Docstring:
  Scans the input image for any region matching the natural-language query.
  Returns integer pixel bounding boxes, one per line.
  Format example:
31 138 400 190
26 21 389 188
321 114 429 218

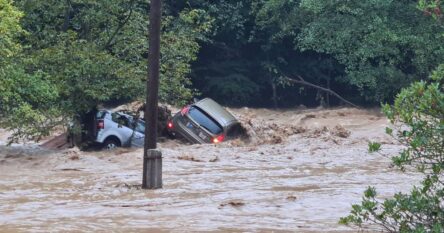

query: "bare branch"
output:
280 74 360 108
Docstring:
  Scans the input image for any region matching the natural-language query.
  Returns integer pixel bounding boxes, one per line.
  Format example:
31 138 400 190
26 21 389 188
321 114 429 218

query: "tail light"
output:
212 135 224 144
97 119 104 129
167 121 174 129
180 105 190 116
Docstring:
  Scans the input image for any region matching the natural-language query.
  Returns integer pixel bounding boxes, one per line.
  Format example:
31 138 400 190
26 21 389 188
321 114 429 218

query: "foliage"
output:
0 1 58 143
17 0 210 106
181 0 269 106
368 142 381 153
297 0 444 102
160 9 212 104
418 0 444 20
184 0 444 106
0 65 61 143
340 65 444 232
0 0 23 61
0 0 211 142
202 72 261 106
3 0 444 141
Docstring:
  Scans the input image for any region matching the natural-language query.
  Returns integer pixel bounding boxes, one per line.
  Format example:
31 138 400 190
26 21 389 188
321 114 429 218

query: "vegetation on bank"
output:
0 0 443 231
1 0 444 141
1 0 210 142
340 1 444 231
340 65 444 232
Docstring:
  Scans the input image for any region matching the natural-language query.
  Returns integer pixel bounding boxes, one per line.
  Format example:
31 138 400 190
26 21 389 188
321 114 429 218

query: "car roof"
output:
193 98 238 127
100 109 144 122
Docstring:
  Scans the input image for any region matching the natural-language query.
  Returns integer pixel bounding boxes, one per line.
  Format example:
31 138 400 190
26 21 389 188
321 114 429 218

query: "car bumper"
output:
175 120 208 143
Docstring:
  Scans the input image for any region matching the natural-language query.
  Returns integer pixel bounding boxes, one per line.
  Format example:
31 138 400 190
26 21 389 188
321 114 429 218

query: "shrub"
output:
339 65 444 232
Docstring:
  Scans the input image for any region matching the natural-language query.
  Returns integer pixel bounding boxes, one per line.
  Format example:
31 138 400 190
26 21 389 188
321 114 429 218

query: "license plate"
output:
198 132 207 140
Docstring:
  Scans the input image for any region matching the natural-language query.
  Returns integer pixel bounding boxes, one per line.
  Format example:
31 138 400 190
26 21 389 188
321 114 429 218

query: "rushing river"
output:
0 108 420 232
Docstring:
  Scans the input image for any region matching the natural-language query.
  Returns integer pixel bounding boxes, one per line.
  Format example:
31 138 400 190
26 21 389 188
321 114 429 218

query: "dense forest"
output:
1 0 443 136
1 1 444 231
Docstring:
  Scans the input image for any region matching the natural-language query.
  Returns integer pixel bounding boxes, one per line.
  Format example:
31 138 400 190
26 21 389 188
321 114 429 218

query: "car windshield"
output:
188 106 223 135
135 120 145 134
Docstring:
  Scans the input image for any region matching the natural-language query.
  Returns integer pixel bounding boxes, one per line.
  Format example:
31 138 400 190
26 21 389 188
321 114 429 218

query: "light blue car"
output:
95 110 145 149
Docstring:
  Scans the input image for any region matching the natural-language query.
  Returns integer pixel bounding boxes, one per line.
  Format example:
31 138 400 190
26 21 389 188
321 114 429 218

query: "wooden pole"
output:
143 0 162 189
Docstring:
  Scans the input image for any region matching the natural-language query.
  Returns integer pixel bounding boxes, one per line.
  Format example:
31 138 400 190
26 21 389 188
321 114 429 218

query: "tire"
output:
103 137 120 150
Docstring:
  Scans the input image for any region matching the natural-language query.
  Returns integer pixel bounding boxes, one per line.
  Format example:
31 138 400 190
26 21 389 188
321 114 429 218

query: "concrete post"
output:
143 149 162 189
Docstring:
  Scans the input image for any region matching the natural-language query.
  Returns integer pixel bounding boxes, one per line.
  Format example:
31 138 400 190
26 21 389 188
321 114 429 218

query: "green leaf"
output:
368 142 381 153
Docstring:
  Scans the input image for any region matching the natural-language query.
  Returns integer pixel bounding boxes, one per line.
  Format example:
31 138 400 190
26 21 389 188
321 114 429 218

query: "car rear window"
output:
96 111 106 119
188 106 223 135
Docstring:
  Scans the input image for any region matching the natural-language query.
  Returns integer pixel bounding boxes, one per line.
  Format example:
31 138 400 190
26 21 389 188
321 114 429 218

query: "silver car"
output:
95 110 145 149
168 98 240 144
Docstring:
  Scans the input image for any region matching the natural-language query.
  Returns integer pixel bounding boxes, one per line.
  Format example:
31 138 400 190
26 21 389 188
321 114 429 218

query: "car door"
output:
111 113 134 146
130 120 145 147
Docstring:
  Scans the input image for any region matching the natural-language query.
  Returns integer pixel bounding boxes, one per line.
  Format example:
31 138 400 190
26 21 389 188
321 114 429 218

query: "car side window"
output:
111 113 130 128
135 120 145 134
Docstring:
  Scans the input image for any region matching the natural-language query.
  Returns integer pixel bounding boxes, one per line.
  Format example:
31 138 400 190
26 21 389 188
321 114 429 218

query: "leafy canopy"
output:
0 0 212 142
340 65 444 232
0 0 23 60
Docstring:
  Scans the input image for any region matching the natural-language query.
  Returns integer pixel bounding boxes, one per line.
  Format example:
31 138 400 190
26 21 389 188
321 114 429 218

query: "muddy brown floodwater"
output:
0 108 421 232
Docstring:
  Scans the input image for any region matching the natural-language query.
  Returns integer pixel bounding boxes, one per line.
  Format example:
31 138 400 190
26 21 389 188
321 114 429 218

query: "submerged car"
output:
167 98 240 144
95 110 145 149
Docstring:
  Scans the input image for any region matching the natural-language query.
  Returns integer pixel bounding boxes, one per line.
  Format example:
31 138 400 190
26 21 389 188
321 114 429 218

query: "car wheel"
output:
103 138 120 150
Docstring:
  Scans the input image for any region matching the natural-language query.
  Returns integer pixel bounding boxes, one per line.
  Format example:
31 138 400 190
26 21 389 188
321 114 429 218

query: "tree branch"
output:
281 74 360 108
104 0 136 49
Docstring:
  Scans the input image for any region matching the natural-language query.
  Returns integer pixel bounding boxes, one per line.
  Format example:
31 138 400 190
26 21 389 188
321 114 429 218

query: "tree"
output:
418 0 444 21
340 65 444 232
0 1 60 142
297 0 444 102
339 2 444 230
186 0 268 106
340 2 444 231
246 0 444 104
0 0 211 143
0 0 23 60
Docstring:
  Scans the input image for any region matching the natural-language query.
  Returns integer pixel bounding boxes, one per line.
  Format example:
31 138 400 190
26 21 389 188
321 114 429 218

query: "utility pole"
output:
143 0 162 189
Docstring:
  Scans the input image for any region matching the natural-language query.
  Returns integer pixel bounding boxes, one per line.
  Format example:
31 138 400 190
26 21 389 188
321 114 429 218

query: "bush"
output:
339 65 444 232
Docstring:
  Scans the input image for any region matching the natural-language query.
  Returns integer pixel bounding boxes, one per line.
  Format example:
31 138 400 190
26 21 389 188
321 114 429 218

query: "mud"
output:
0 107 420 232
